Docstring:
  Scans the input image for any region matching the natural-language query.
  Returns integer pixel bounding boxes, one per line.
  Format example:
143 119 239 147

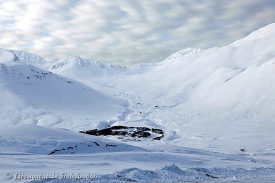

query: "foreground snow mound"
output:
0 124 145 155
28 164 275 183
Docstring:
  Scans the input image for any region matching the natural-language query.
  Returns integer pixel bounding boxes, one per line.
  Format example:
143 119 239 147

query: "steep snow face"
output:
0 48 47 64
9 49 47 63
165 47 202 60
0 62 127 130
0 49 17 63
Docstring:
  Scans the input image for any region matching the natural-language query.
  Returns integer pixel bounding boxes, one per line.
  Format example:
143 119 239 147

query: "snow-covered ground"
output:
1 23 275 182
1 125 275 183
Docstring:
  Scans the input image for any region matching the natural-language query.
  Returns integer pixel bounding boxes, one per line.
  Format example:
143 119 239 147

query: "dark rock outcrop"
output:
80 126 164 141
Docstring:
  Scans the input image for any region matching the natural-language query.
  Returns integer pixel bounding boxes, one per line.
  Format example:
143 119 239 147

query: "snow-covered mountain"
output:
0 48 47 64
48 55 161 86
1 23 275 150
164 47 202 60
0 48 20 62
47 55 128 86
112 23 275 152
0 58 127 130
1 23 275 182
117 24 275 115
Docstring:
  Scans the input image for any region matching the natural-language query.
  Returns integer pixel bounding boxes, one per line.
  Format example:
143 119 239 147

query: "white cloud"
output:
0 0 275 65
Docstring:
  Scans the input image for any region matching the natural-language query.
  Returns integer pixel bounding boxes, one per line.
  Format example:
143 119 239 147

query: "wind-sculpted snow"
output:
26 165 275 183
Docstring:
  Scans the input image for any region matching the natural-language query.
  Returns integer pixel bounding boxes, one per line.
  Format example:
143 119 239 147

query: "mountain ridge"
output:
0 48 47 63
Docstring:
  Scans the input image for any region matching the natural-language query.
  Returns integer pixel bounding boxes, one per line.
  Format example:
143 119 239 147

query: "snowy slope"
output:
1 125 275 183
0 124 144 155
0 125 274 183
107 23 275 153
0 61 127 130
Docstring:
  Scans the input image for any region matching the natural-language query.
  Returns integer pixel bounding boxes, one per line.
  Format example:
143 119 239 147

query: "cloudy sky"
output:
0 0 275 65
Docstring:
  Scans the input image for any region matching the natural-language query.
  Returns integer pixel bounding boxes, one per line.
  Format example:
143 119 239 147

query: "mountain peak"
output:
0 48 47 64
0 49 17 63
66 55 82 61
50 55 106 70
248 23 275 38
232 23 275 45
165 47 202 60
